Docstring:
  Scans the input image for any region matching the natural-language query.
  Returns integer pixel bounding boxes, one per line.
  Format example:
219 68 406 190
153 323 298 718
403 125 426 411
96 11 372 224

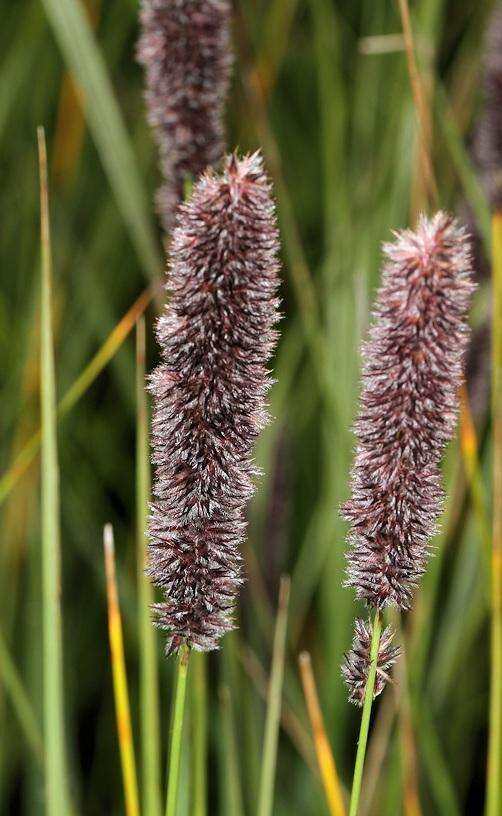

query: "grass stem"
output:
486 211 502 816
38 125 69 816
136 317 162 816
299 651 346 816
103 524 140 816
257 575 291 816
192 653 208 816
166 645 190 816
348 610 382 816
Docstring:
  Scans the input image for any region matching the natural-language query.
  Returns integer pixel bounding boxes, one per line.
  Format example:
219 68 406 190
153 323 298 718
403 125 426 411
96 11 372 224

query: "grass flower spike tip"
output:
342 619 401 706
148 153 281 655
137 0 232 229
343 212 475 611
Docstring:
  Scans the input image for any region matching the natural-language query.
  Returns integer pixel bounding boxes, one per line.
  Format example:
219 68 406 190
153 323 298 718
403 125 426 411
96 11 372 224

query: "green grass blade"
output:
38 126 70 816
104 524 140 816
136 317 162 816
0 625 43 762
220 684 245 816
257 576 291 816
487 212 502 816
39 0 161 281
166 646 190 816
192 653 207 816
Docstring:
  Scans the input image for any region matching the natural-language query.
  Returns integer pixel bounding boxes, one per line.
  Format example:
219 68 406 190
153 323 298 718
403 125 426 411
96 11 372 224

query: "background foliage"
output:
0 0 496 813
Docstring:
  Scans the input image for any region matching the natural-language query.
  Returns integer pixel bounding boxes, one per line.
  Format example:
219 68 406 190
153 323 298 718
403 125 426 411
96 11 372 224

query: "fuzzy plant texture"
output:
137 0 232 229
148 153 281 654
474 2 502 211
342 619 401 706
343 212 475 612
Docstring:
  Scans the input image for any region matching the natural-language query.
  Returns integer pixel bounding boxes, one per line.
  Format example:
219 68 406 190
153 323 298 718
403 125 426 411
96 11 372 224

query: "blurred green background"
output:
0 0 496 813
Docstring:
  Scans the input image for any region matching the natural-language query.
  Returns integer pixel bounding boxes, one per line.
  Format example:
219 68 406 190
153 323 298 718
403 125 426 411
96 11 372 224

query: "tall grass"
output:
0 1 498 813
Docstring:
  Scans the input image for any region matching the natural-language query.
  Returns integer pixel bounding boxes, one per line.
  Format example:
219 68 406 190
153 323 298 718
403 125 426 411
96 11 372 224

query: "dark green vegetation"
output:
0 0 497 813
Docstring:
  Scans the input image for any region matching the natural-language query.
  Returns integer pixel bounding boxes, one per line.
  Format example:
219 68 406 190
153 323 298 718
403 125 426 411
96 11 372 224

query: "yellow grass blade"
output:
0 285 155 508
298 652 346 816
104 524 140 816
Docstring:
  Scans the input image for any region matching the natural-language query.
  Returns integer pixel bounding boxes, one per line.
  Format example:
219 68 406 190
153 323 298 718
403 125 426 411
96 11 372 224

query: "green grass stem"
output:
166 645 190 816
348 610 382 816
486 212 502 816
136 316 162 816
38 125 70 816
257 575 291 816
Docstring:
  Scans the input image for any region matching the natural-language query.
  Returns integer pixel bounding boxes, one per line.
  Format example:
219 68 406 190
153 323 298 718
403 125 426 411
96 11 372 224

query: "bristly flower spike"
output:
148 153 281 654
342 619 401 707
474 2 502 212
137 0 233 230
343 212 475 611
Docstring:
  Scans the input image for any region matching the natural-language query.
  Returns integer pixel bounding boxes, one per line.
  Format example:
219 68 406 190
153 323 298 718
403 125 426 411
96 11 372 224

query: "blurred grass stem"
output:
38 125 70 816
257 576 291 816
136 317 162 816
487 211 502 816
166 645 190 816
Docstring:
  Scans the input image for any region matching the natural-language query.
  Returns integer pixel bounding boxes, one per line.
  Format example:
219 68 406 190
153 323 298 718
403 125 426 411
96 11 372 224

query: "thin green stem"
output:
136 317 162 816
166 645 190 816
348 610 382 816
220 684 245 816
38 125 69 816
257 576 291 816
192 653 207 816
486 212 502 816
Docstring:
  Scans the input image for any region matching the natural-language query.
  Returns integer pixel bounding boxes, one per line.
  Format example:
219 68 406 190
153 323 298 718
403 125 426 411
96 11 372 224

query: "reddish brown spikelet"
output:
342 619 401 706
137 0 232 229
474 3 502 211
343 213 475 610
148 153 281 653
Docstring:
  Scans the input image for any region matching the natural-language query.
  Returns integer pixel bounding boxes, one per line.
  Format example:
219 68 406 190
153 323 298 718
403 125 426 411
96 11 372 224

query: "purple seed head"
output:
148 153 281 654
342 619 401 707
343 213 475 610
474 3 502 211
137 0 233 229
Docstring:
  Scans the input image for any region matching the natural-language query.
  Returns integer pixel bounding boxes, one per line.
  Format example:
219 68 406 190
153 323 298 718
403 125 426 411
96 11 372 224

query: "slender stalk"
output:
299 651 346 816
348 610 382 816
192 653 208 816
257 575 291 816
220 684 245 816
103 524 140 816
38 125 69 816
166 645 190 816
487 211 502 816
136 317 162 816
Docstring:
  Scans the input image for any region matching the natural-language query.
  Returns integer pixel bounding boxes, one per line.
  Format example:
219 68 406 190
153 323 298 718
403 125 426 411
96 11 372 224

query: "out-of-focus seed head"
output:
137 0 233 229
148 152 281 654
342 619 401 706
343 213 475 609
474 3 502 211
